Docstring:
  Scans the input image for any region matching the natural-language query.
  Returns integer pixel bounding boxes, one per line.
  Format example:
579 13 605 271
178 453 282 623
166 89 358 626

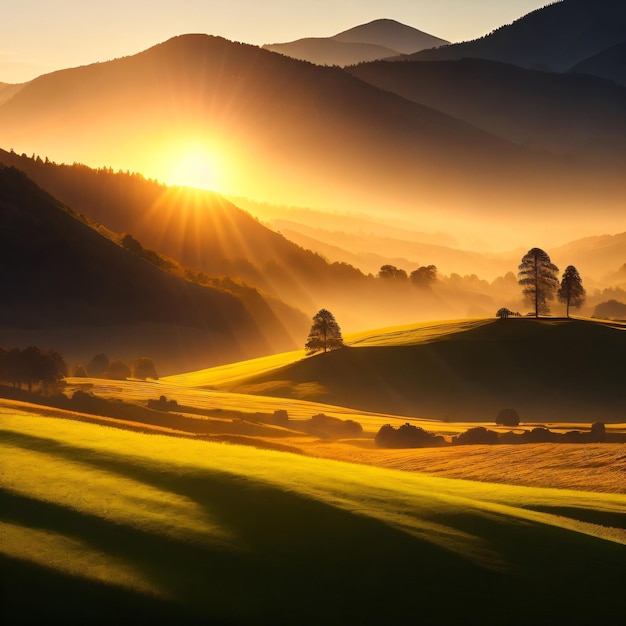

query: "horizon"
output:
2 0 551 83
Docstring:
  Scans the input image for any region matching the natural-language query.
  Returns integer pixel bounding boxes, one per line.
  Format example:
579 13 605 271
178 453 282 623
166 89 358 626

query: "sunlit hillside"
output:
218 318 626 422
2 412 625 625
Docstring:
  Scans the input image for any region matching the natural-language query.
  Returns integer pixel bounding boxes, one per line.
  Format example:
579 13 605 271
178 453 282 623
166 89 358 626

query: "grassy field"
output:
2 410 626 625
203 317 626 422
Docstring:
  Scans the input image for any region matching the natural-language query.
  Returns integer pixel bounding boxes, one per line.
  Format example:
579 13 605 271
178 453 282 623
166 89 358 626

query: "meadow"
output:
2 317 626 624
2 409 625 625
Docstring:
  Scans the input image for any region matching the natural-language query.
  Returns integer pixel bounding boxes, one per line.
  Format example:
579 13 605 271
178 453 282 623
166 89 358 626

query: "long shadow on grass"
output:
4 431 626 625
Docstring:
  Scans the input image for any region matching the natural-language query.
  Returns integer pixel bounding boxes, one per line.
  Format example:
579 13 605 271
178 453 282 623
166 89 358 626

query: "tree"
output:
557 265 586 318
410 265 437 287
305 309 344 354
132 357 159 380
104 359 131 380
87 353 109 377
378 265 407 280
496 408 520 426
496 307 512 319
518 248 559 317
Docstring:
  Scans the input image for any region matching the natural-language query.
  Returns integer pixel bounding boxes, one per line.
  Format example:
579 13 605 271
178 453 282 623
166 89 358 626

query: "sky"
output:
1 0 552 83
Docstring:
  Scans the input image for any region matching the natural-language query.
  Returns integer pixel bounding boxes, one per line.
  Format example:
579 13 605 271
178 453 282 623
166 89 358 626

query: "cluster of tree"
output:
271 409 362 439
375 423 446 448
495 308 521 319
0 346 67 392
593 299 626 320
73 354 158 380
517 248 586 317
375 421 613 448
378 264 438 287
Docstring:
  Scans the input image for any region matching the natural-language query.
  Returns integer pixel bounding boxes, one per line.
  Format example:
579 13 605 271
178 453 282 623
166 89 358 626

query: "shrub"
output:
454 427 498 445
496 408 520 427
590 421 606 443
133 357 158 380
375 423 442 448
87 353 109 377
104 359 131 380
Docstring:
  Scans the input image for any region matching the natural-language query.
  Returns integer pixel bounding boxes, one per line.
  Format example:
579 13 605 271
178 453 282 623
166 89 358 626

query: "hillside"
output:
1 33 623 249
571 40 626 86
348 58 626 164
3 412 626 625
229 319 626 422
0 165 307 372
263 18 448 66
0 152 521 330
411 0 626 75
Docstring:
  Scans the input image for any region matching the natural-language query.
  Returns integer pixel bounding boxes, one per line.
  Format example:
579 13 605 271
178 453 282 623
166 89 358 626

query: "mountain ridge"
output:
263 18 448 66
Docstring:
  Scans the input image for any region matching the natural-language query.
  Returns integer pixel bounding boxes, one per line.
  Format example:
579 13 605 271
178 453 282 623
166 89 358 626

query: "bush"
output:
133 357 158 380
454 427 498 445
375 423 443 448
104 359 131 380
496 408 520 427
87 353 109 377
590 421 606 443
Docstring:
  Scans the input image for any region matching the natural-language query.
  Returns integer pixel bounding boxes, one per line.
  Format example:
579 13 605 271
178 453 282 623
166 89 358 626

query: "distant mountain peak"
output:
263 18 448 66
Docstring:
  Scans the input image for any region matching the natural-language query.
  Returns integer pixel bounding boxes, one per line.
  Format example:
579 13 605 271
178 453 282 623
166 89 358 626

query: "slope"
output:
348 58 626 165
2 33 621 249
0 166 306 372
412 0 626 73
2 412 625 625
229 318 626 422
571 39 626 86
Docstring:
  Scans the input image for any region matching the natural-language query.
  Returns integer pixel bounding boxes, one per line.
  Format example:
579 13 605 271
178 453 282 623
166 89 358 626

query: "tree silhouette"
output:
518 248 559 317
305 309 344 354
133 357 158 380
378 265 407 280
557 265 586 318
410 265 437 287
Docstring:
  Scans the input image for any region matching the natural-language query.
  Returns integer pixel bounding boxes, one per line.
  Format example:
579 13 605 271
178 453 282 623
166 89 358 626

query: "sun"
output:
163 142 221 191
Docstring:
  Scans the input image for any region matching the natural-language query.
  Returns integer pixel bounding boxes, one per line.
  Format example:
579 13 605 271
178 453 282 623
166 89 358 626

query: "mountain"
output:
551 232 626 281
0 81 26 105
263 19 448 66
0 165 308 373
232 319 626 422
571 40 626 86
411 0 626 74
348 58 626 164
1 33 624 249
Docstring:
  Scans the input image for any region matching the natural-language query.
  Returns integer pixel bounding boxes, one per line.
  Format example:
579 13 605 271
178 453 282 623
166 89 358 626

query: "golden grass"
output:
295 439 626 494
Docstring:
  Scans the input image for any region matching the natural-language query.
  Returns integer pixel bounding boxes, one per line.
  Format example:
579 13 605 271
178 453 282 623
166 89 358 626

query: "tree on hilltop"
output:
305 309 344 355
558 265 586 318
518 248 559 317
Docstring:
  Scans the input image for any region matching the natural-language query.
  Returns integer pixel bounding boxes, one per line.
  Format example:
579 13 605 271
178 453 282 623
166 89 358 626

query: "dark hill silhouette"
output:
264 19 448 66
348 58 626 165
570 40 626 86
411 0 626 74
3 32 623 245
0 165 307 373
233 319 626 422
0 150 372 317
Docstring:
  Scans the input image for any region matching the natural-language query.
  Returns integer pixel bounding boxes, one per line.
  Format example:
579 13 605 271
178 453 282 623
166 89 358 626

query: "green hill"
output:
230 318 626 422
2 412 625 625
